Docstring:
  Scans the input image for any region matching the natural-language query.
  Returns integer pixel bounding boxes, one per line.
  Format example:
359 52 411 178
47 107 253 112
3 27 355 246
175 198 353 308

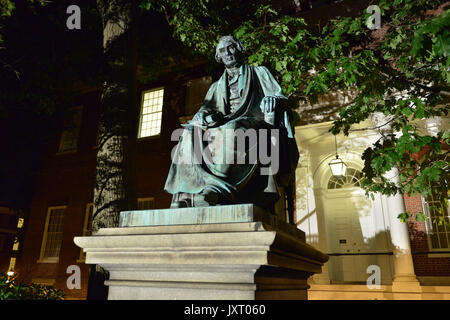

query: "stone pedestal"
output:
74 204 328 300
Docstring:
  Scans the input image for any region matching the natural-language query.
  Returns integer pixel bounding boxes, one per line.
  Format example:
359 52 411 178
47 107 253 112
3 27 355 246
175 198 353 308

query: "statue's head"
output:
215 36 244 68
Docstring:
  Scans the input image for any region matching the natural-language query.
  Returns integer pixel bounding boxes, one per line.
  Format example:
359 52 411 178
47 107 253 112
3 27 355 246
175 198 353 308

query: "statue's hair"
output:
215 36 245 63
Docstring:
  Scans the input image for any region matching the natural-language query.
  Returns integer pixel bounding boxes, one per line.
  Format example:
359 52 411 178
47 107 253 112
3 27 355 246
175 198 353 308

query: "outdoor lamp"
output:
328 135 347 177
7 271 14 277
329 155 347 177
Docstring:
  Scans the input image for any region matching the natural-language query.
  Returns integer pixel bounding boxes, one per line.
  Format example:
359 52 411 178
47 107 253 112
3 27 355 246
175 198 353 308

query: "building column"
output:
384 168 422 294
370 112 422 296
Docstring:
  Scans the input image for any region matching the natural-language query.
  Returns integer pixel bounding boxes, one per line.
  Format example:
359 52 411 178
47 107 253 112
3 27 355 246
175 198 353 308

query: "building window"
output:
327 168 364 189
185 77 212 116
78 203 93 262
423 193 450 250
58 106 83 152
12 237 19 251
138 88 164 138
82 203 94 237
17 218 24 229
138 197 155 210
8 257 16 272
39 206 66 262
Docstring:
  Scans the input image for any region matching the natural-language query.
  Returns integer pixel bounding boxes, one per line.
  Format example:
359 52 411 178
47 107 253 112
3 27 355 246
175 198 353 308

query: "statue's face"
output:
217 39 242 68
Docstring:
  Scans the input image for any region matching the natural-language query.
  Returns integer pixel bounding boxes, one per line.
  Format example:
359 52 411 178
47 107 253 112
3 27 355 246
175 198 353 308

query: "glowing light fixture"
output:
7 271 14 277
328 135 347 177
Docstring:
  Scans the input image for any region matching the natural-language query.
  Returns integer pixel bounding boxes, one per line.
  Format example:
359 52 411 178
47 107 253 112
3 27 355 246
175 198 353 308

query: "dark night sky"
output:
0 0 105 208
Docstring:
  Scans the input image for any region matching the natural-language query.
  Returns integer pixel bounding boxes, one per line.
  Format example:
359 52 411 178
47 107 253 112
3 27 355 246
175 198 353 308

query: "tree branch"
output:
349 117 395 132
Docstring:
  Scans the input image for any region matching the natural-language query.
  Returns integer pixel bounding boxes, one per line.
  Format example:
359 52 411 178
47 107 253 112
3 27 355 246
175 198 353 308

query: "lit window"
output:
8 257 16 272
17 218 24 229
424 192 450 250
138 197 155 210
39 206 66 262
59 107 83 152
138 88 164 138
12 237 19 251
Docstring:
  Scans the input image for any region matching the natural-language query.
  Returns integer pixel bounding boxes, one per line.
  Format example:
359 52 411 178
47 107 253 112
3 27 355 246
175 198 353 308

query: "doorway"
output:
323 168 394 284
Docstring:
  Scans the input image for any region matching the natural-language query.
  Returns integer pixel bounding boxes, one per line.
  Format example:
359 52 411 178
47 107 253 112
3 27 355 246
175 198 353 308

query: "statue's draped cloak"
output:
164 65 299 205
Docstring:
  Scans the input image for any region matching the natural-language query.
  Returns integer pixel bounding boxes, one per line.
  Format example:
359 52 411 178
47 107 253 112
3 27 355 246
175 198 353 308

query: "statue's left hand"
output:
261 96 277 113
204 112 223 125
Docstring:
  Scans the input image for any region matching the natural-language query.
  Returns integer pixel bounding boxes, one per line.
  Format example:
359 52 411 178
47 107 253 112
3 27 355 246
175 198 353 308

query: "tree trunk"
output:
87 0 138 300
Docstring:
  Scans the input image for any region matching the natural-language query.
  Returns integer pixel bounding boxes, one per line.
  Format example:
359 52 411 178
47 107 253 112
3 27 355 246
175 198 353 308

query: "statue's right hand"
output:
260 96 277 113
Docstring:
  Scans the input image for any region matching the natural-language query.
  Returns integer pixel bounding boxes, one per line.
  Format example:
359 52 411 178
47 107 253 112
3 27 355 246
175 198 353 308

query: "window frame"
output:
12 237 19 251
422 196 450 255
138 197 155 210
77 203 93 262
57 105 83 154
327 167 364 190
38 205 67 263
8 257 16 272
138 87 164 139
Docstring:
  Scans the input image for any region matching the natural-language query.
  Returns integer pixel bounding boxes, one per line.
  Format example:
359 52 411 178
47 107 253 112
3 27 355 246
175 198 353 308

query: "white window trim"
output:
37 205 67 263
77 203 93 263
138 87 164 139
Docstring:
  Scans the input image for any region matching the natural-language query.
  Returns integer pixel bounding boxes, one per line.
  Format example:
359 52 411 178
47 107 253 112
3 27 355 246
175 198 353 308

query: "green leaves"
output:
397 212 413 223
139 0 152 11
397 212 429 223
0 0 15 17
0 272 65 300
415 212 428 222
411 10 450 58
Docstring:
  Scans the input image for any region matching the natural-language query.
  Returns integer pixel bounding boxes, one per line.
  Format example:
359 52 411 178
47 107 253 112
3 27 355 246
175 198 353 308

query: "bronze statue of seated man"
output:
164 36 299 213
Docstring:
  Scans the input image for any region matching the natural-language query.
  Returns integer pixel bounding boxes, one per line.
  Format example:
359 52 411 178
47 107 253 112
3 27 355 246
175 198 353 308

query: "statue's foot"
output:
194 189 219 207
170 199 191 208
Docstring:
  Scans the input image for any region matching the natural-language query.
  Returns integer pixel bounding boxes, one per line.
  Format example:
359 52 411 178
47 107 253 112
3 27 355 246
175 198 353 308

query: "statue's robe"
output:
164 64 299 208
